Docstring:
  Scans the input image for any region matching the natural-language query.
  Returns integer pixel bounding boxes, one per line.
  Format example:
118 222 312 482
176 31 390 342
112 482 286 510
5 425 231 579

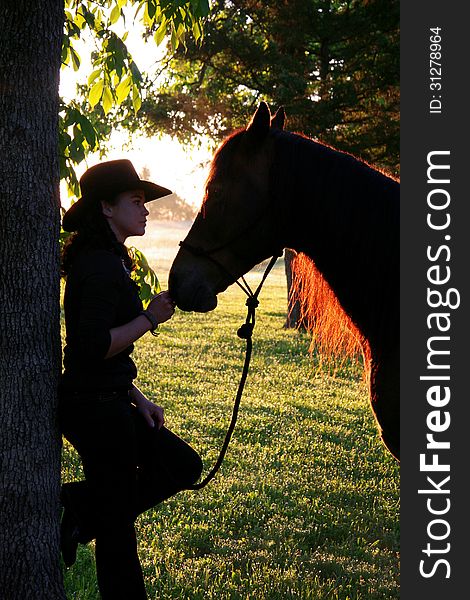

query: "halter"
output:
178 218 283 490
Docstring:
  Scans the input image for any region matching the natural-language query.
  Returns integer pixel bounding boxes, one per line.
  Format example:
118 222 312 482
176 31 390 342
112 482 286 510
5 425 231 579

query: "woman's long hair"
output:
60 200 134 277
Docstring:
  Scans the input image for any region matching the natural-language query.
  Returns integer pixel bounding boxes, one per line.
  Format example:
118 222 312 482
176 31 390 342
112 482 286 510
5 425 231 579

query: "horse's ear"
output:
271 107 286 130
246 102 271 138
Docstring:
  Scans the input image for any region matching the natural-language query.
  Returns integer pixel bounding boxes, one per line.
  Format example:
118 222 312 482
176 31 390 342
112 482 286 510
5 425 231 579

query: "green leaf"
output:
132 84 142 114
62 45 71 67
78 115 97 148
59 229 72 253
72 124 84 144
140 282 152 300
63 106 77 128
70 46 81 71
80 6 95 30
88 78 104 107
116 74 132 104
129 246 161 305
110 5 121 25
87 69 101 85
143 1 155 26
74 10 86 29
170 27 179 50
198 0 210 17
130 61 142 83
69 138 85 163
192 21 202 42
154 20 167 46
102 85 113 115
146 0 157 20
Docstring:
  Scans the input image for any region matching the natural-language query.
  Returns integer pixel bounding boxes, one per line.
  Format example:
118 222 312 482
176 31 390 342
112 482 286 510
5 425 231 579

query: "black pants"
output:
59 388 203 599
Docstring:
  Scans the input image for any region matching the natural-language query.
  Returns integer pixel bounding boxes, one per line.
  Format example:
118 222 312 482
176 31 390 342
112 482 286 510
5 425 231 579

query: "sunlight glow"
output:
59 8 212 211
59 132 211 210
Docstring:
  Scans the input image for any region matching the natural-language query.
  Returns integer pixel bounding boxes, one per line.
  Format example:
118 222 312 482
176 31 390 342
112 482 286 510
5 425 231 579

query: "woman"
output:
59 159 202 599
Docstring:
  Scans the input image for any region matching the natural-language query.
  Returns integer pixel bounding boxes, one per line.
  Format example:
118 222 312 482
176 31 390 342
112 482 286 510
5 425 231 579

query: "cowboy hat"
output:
62 159 172 232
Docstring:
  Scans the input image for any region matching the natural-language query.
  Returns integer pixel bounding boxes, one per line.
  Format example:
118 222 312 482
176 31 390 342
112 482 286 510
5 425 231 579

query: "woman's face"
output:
102 189 149 242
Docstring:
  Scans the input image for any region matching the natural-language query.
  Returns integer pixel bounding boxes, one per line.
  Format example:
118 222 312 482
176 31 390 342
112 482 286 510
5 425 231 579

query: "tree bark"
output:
0 2 65 598
284 248 306 330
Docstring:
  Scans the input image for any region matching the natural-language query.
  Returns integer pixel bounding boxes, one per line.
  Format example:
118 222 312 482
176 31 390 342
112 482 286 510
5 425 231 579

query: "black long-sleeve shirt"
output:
61 248 143 391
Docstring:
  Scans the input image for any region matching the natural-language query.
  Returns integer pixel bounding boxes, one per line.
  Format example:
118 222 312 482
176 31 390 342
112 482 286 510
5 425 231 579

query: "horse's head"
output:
169 103 285 312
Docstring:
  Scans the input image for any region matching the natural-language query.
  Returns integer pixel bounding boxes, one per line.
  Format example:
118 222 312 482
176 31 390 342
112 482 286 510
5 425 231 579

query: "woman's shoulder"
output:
71 248 126 281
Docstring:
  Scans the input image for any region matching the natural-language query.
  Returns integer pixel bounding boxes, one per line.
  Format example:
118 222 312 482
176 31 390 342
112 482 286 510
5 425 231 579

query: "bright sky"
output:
59 11 212 209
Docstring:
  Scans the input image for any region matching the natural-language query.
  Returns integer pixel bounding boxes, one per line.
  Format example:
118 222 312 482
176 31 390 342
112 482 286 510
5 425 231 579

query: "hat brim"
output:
140 180 173 202
62 180 172 232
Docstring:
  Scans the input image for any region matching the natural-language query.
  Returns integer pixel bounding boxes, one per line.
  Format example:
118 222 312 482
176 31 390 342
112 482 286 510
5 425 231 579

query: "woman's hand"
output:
130 385 164 429
147 290 176 325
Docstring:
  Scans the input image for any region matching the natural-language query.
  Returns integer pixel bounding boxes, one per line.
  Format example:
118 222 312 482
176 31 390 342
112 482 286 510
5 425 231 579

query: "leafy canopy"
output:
60 0 208 298
60 0 209 197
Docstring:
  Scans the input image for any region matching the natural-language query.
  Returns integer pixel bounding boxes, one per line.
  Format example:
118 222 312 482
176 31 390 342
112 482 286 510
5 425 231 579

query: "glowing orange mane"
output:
289 252 371 372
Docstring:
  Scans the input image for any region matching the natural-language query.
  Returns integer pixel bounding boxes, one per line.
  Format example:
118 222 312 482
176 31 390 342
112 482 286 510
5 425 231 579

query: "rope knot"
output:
237 322 254 339
245 296 259 309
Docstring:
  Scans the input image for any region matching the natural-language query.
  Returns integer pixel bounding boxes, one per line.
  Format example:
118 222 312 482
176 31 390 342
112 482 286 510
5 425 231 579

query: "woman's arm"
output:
105 290 175 358
104 314 153 358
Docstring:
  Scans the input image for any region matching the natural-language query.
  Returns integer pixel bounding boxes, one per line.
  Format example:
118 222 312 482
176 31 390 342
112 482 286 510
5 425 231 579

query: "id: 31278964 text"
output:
429 27 443 115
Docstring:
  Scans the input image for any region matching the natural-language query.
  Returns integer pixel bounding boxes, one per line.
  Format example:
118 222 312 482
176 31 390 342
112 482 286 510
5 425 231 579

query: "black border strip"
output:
401 2 469 597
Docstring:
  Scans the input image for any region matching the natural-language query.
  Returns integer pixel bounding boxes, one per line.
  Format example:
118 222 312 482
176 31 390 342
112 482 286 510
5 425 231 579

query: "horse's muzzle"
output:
168 270 218 313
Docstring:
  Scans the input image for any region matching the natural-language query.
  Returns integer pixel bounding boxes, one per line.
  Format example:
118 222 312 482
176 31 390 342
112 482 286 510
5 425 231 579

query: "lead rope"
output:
185 253 280 490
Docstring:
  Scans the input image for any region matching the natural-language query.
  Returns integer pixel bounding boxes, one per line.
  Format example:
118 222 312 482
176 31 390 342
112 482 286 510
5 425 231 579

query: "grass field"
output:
61 220 400 599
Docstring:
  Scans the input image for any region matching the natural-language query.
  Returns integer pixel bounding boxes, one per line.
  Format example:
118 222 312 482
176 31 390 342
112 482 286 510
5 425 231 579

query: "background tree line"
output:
141 0 399 177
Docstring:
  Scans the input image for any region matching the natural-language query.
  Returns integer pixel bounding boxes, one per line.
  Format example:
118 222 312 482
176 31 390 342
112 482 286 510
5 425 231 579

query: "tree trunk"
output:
284 248 306 330
0 2 65 598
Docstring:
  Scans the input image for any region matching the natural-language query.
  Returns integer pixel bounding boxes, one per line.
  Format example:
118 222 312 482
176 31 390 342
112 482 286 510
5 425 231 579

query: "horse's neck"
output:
276 134 399 350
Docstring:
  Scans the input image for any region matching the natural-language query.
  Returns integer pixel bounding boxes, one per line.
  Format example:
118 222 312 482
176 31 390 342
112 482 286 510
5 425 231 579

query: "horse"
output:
169 102 400 461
